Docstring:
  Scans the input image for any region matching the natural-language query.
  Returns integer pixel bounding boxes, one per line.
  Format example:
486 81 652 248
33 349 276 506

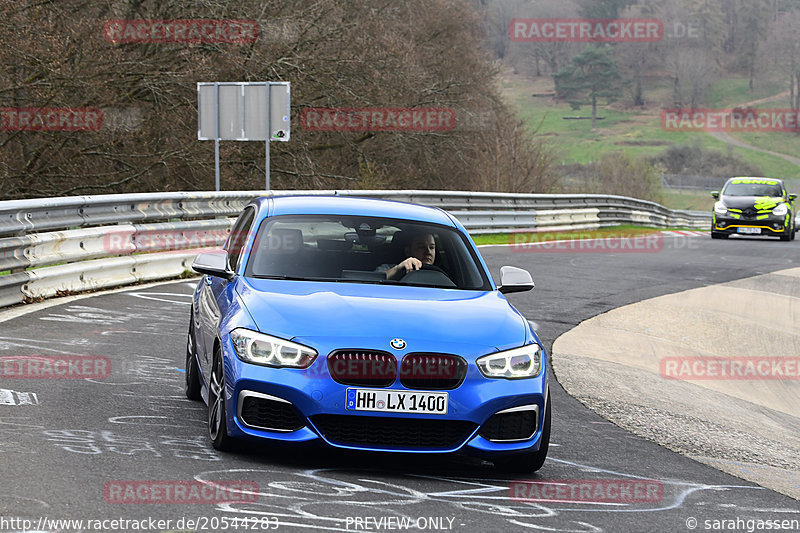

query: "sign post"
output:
198 82 290 191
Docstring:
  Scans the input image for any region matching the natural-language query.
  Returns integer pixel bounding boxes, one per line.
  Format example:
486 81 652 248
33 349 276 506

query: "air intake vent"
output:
239 393 305 432
311 414 476 449
399 353 467 390
479 406 539 442
327 350 397 387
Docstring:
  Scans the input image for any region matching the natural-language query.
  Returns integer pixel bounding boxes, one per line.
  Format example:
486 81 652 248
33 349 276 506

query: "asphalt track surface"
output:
1 233 799 533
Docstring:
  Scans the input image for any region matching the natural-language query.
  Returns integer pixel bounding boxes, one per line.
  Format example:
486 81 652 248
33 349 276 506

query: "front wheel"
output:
711 232 728 239
208 349 235 451
493 398 551 473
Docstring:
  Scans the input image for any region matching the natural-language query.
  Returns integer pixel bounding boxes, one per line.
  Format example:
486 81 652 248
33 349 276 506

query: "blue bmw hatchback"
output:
186 195 550 472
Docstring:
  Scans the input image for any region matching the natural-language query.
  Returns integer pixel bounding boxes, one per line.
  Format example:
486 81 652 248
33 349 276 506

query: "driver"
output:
379 232 436 280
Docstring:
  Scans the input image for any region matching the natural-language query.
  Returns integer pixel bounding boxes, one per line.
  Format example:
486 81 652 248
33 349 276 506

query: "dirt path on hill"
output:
708 90 800 170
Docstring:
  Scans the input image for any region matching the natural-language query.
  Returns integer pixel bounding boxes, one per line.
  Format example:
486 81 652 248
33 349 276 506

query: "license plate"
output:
737 227 761 234
345 388 448 415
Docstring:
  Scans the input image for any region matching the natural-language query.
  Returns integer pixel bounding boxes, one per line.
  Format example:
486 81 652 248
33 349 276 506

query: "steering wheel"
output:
399 263 455 287
420 263 447 274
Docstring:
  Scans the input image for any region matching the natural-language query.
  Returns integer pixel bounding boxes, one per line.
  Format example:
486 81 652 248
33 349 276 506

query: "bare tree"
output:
667 44 718 108
760 9 800 110
726 0 775 90
0 0 556 199
496 0 583 78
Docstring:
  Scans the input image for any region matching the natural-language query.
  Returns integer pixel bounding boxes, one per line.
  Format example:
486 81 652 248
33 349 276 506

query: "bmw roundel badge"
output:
390 338 406 350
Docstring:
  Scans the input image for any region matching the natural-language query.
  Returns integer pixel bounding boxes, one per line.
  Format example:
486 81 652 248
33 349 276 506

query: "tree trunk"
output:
796 72 800 110
791 55 797 111
634 76 644 106
591 94 597 130
673 75 681 107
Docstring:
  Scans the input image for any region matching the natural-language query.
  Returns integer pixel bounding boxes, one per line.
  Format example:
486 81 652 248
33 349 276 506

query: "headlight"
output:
229 328 317 368
714 202 728 215
772 203 788 216
477 344 542 379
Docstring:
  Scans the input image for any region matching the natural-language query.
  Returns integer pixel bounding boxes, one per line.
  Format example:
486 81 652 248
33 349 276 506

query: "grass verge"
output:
471 225 697 246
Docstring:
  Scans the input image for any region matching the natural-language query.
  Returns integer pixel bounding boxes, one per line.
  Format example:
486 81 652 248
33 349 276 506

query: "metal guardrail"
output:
0 189 711 308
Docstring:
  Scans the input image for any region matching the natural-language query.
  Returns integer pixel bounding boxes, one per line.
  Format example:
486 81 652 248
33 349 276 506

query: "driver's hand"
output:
399 257 423 272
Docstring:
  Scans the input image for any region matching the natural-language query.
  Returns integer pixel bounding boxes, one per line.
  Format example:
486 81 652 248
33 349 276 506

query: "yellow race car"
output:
711 177 796 241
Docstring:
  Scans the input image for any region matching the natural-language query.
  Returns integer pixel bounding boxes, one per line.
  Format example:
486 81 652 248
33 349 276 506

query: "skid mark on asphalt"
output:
82 355 186 387
38 304 144 324
0 494 50 515
40 429 220 461
192 461 779 532
0 336 90 355
126 291 193 305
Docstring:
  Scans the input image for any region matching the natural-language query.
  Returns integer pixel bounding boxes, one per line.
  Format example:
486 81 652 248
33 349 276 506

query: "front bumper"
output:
219 339 549 457
713 212 790 235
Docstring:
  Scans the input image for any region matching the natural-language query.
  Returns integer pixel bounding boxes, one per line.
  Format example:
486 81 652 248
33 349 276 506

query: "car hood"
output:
720 195 785 210
236 278 529 354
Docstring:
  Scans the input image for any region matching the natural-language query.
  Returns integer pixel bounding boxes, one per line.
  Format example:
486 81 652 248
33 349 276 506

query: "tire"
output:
208 348 235 451
493 398 551 473
185 312 202 401
710 232 728 239
780 230 792 242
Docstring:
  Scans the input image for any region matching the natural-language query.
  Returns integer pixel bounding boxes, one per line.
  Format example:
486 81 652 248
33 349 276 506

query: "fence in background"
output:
0 190 711 308
661 174 730 192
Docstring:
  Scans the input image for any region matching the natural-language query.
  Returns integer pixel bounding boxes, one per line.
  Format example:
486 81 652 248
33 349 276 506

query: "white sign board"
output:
197 82 290 141
197 81 290 191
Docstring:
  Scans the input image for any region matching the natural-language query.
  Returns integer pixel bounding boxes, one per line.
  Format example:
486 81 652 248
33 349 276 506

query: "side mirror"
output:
498 266 534 294
711 191 720 199
192 251 234 280
790 194 797 202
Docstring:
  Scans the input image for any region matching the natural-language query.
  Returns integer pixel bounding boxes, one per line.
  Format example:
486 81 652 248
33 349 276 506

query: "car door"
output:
197 206 256 377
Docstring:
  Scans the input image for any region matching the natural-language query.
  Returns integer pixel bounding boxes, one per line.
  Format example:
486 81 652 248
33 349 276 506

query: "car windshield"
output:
723 181 782 197
244 215 492 290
